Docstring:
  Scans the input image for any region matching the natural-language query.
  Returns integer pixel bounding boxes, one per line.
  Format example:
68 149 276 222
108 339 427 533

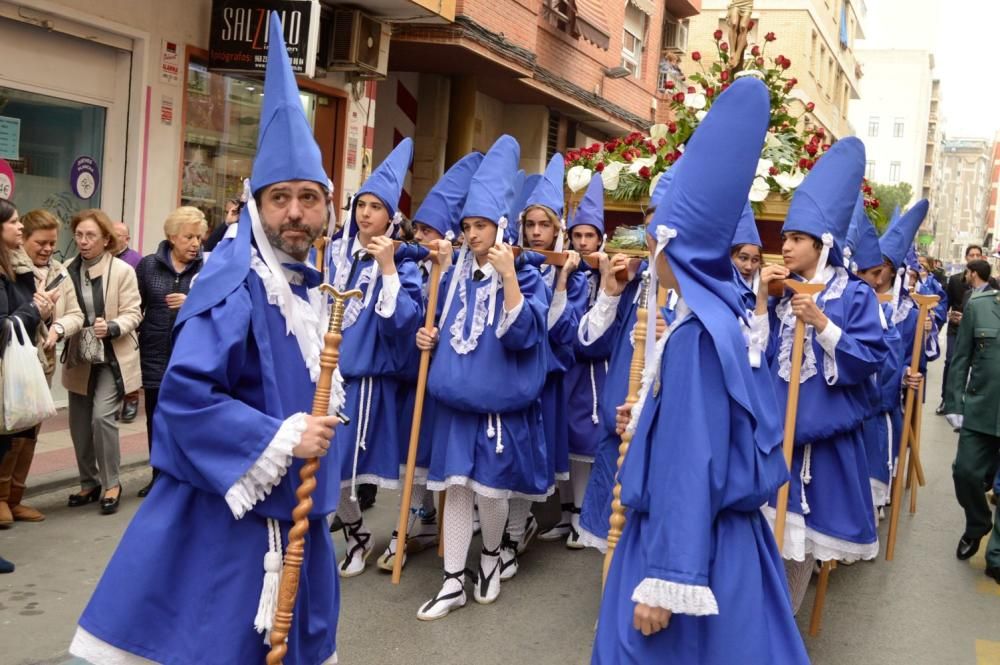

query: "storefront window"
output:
182 61 316 228
0 86 106 262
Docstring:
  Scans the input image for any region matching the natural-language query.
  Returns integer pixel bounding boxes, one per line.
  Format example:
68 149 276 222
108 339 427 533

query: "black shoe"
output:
67 487 101 508
100 486 122 515
986 566 1000 584
137 478 155 498
121 400 139 424
956 535 982 560
0 555 13 574
329 515 344 532
357 484 377 511
935 402 945 415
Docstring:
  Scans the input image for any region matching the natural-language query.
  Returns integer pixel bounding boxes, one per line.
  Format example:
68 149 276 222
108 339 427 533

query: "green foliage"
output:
869 182 914 229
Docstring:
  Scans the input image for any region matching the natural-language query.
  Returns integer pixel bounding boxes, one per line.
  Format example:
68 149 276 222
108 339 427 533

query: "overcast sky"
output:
860 0 994 139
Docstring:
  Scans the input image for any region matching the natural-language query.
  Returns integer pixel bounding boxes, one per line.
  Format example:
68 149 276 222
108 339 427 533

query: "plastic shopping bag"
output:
2 317 56 432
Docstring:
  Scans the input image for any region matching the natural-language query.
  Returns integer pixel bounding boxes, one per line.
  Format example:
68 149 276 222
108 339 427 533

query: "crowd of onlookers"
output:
0 200 209 574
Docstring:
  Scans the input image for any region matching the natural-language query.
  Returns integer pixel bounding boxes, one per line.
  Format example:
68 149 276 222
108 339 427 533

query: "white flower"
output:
696 110 708 121
628 156 657 175
756 158 774 177
566 165 593 193
648 171 664 197
649 124 670 141
601 161 626 190
765 132 783 150
749 176 771 202
774 170 806 191
684 93 707 110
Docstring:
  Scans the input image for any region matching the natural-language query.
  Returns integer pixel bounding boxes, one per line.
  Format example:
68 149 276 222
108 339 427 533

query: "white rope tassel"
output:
800 443 813 515
350 377 374 501
495 413 504 454
885 411 894 475
254 518 283 639
891 267 905 319
487 217 508 326
590 362 600 424
812 233 834 284
486 412 496 438
486 413 504 453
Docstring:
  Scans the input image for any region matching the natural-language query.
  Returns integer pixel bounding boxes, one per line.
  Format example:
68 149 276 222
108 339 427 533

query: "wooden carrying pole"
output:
267 286 362 665
908 377 927 514
808 560 836 636
773 281 826 550
601 273 653 588
392 258 444 584
885 292 939 561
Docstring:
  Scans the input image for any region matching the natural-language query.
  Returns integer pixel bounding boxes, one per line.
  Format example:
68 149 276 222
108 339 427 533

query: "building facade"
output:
932 138 991 266
686 0 866 140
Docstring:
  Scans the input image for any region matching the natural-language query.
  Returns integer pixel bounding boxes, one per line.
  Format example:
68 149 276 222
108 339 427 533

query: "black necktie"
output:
345 252 373 286
473 269 486 281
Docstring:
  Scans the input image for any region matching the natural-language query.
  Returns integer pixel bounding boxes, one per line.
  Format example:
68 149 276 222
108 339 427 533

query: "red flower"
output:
769 166 780 176
806 102 815 112
604 141 616 152
688 86 697 94
638 166 652 179
713 29 724 41
765 32 777 42
665 80 676 90
822 144 832 151
658 138 667 147
691 51 702 62
805 143 818 156
816 127 826 137
872 200 880 209
799 158 810 169
567 150 578 161
748 20 756 30
720 71 730 82
591 142 601 152
705 87 715 97
751 45 761 57
720 42 730 52
781 58 791 70
863 185 872 195
667 122 677 134
721 82 731 91
789 77 799 85
624 152 634 163
756 57 765 67
595 162 605 172
674 92 686 104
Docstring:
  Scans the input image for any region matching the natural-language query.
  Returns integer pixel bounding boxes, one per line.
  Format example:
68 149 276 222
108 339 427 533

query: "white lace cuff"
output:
816 320 841 385
548 290 568 330
375 272 401 319
496 298 524 338
224 413 307 519
631 578 719 616
579 291 620 345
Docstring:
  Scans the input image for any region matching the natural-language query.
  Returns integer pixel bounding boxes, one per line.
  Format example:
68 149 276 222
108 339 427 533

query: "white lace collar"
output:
448 253 493 354
775 266 848 384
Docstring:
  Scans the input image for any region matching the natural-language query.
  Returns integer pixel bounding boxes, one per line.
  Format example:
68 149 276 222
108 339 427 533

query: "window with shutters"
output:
622 4 646 79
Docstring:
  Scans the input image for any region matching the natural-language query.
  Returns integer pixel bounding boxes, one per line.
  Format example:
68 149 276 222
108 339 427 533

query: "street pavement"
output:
2 357 1000 664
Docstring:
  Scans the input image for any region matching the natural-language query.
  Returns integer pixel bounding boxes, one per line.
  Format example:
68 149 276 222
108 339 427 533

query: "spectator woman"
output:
0 199 49 529
134 206 206 497
6 210 85 523
63 208 142 515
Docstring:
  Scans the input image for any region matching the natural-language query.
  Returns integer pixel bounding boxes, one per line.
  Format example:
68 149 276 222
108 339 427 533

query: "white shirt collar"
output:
473 258 496 280
273 247 311 285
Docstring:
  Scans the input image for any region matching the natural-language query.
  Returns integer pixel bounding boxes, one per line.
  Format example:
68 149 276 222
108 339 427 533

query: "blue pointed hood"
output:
181 13 327 330
354 138 413 221
569 172 605 235
507 169 526 244
514 174 542 225
524 154 565 220
879 199 929 269
461 134 521 228
413 151 483 241
846 194 883 272
782 137 865 272
731 200 760 247
905 246 921 272
647 77 781 455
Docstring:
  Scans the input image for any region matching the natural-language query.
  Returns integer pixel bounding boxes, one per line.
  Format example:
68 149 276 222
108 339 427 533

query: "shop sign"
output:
0 159 15 200
160 40 180 85
0 116 20 160
70 156 100 200
208 0 320 78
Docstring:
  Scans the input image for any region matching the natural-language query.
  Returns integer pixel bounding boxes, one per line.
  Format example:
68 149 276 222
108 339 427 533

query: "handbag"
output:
1 316 57 433
74 325 106 365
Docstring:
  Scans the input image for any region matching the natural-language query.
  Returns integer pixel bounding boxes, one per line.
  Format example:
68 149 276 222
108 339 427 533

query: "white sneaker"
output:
337 520 372 578
474 548 502 604
517 515 539 556
499 538 519 581
417 571 467 621
539 503 574 541
566 527 585 550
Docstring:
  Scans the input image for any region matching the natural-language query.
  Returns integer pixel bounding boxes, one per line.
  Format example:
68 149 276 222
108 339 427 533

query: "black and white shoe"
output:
499 534 519 581
338 519 372 578
538 503 574 541
566 508 585 550
517 515 539 556
417 570 467 621
474 546 502 604
378 508 440 572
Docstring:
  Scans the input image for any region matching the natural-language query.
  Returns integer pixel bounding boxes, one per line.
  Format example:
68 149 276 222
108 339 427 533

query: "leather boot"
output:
0 443 16 528
8 438 43 522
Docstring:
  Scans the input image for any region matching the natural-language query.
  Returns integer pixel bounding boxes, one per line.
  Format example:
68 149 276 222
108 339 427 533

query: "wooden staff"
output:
885 292 939 561
601 272 652 588
267 285 362 665
808 560 837 636
392 256 445 584
908 378 926 514
773 280 826 550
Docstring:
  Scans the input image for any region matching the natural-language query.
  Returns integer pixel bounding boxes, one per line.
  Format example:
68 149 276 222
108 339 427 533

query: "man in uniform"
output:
944 284 1000 584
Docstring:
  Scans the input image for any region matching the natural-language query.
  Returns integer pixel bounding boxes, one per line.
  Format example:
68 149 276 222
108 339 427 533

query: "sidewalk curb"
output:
25 456 151 499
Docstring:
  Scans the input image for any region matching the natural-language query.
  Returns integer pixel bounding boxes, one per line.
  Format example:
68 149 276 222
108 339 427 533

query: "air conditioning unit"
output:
663 16 689 52
327 9 389 77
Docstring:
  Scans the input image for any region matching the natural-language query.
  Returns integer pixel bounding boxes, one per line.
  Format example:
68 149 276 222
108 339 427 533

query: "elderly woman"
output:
134 206 206 497
4 209 85 523
63 208 142 515
0 199 50 530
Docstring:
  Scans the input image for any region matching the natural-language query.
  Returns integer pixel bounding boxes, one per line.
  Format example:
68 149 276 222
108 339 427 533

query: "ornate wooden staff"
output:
773 280 826 550
601 272 652 588
885 292 939 561
908 378 926 514
267 285 362 665
392 255 444 584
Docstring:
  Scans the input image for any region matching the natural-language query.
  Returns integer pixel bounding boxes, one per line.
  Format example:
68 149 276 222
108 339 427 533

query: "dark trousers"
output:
941 332 958 402
952 428 1000 567
144 387 160 479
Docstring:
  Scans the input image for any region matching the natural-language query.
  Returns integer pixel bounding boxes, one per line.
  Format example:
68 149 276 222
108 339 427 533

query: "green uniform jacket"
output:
944 289 1000 436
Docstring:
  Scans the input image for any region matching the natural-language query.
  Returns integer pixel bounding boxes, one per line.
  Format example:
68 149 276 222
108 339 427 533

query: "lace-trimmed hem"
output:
426 475 554 502
338 473 402 491
631 578 719 616
70 627 158 665
575 525 609 553
870 479 889 509
760 506 879 563
225 413 306 520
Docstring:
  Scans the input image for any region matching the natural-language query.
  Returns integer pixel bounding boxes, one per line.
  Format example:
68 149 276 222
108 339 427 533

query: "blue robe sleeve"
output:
629 323 722 616
814 286 888 387
549 270 588 347
497 265 547 352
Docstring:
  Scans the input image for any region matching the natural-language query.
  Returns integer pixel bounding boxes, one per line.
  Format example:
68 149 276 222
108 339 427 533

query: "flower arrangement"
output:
565 28 882 224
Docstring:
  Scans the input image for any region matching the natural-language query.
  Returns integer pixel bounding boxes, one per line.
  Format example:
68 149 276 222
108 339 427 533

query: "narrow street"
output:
2 358 999 664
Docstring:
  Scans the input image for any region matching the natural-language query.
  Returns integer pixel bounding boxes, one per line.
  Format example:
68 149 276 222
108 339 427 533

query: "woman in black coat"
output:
133 206 206 497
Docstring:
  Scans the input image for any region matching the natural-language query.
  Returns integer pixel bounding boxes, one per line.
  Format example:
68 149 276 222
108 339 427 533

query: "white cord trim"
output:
375 271 401 319
799 444 812 515
70 627 159 665
631 578 719 616
225 413 307 520
425 475 554 502
579 291 620 346
589 361 600 424
761 506 879 562
486 412 504 454
349 376 375 501
338 473 402 491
